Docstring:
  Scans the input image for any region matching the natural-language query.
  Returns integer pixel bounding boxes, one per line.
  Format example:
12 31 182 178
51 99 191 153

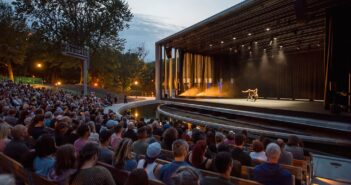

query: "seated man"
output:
159 139 190 185
231 134 251 166
202 152 234 185
4 125 30 163
253 143 292 185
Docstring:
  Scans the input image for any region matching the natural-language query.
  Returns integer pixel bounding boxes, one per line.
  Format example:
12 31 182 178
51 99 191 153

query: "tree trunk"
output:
7 63 14 81
79 63 83 84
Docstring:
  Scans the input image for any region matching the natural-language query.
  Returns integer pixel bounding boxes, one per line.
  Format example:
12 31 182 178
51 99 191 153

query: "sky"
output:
121 0 244 62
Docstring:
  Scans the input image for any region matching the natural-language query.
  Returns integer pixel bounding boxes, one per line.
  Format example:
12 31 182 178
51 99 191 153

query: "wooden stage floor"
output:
172 98 351 122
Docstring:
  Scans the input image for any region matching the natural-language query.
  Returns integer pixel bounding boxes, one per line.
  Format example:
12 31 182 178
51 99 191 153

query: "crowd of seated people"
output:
0 81 308 185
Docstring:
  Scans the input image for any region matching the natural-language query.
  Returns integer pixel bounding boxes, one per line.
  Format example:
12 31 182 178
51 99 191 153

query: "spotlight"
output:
266 28 270 31
248 33 252 36
220 41 224 44
233 37 236 40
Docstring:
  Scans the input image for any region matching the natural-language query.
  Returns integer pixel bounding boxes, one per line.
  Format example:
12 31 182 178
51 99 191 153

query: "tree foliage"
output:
0 1 28 80
13 0 133 50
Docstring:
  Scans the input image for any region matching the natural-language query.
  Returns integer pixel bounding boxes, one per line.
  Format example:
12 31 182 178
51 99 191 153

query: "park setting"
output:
0 0 351 185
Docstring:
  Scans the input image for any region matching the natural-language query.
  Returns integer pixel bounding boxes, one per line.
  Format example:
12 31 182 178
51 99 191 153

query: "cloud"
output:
120 14 184 62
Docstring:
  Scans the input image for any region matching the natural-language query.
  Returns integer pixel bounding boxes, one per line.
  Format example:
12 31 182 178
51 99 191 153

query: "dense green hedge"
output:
0 76 43 84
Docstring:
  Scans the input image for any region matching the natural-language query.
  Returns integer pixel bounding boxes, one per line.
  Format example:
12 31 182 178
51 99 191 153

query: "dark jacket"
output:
231 147 252 166
253 163 292 185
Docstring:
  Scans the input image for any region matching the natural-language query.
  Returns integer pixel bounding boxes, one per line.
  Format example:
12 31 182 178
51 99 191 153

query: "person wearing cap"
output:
136 142 163 180
253 143 292 185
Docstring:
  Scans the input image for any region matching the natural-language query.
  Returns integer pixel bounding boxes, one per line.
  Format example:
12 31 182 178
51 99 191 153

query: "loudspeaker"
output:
295 0 307 25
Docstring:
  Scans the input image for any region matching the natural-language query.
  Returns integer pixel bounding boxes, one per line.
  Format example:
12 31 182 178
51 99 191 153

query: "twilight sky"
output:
121 0 244 62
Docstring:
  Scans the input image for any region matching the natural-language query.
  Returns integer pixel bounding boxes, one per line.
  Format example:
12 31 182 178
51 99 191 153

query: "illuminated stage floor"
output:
172 98 351 121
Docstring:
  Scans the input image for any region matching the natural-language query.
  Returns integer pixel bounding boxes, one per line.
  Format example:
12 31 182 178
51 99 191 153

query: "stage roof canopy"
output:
156 0 348 55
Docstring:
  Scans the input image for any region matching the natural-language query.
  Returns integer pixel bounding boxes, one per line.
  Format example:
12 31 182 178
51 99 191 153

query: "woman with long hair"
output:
69 142 115 185
113 138 137 171
0 123 11 152
161 127 178 150
33 134 56 176
48 144 76 185
186 140 212 170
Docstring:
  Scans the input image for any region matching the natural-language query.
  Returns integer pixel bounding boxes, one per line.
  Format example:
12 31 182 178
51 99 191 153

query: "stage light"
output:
241 44 245 47
93 83 98 87
266 28 270 31
248 33 252 36
220 41 224 44
233 37 236 40
134 81 139 85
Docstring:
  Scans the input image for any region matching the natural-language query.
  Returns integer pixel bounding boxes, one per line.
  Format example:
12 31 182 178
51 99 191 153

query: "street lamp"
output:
36 63 43 68
134 81 139 85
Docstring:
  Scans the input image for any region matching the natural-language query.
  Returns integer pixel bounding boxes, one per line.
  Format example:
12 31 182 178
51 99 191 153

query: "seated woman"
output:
249 140 267 162
33 134 56 176
285 135 304 160
186 140 212 170
113 138 137 171
68 142 115 185
74 124 90 154
137 142 163 180
47 144 76 185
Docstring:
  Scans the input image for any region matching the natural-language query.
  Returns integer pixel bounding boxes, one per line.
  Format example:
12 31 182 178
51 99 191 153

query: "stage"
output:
170 98 351 123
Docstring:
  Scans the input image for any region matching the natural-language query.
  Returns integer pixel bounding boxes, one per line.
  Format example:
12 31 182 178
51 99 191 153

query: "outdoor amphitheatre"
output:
0 0 350 185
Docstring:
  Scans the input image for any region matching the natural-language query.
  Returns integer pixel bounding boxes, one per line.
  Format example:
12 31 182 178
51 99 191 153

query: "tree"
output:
13 0 132 50
0 1 28 81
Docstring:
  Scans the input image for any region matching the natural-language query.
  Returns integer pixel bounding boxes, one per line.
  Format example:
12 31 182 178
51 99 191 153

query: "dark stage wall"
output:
213 50 324 100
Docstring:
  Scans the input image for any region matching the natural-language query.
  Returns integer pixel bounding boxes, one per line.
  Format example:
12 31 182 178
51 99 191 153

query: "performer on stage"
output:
242 88 259 102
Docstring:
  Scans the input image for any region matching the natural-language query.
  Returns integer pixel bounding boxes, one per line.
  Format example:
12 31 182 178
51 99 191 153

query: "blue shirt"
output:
159 161 190 185
33 156 56 177
253 163 292 185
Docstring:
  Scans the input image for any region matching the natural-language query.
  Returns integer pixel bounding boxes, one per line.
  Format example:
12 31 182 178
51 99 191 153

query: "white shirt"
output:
250 151 267 161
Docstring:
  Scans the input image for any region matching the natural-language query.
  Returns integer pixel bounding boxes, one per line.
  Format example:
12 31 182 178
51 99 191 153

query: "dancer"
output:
242 88 259 102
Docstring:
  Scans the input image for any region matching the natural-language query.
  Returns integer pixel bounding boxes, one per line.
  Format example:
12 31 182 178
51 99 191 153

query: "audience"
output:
124 168 149 185
132 126 149 156
253 143 292 185
285 135 304 160
4 125 29 163
69 142 116 185
110 124 123 150
98 130 114 164
159 139 190 185
161 128 178 151
277 139 293 165
33 134 56 176
137 142 163 180
48 144 76 185
0 81 310 185
172 166 201 185
0 123 10 152
231 134 251 166
186 140 212 170
113 138 137 171
202 152 234 185
74 124 90 154
250 140 267 162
